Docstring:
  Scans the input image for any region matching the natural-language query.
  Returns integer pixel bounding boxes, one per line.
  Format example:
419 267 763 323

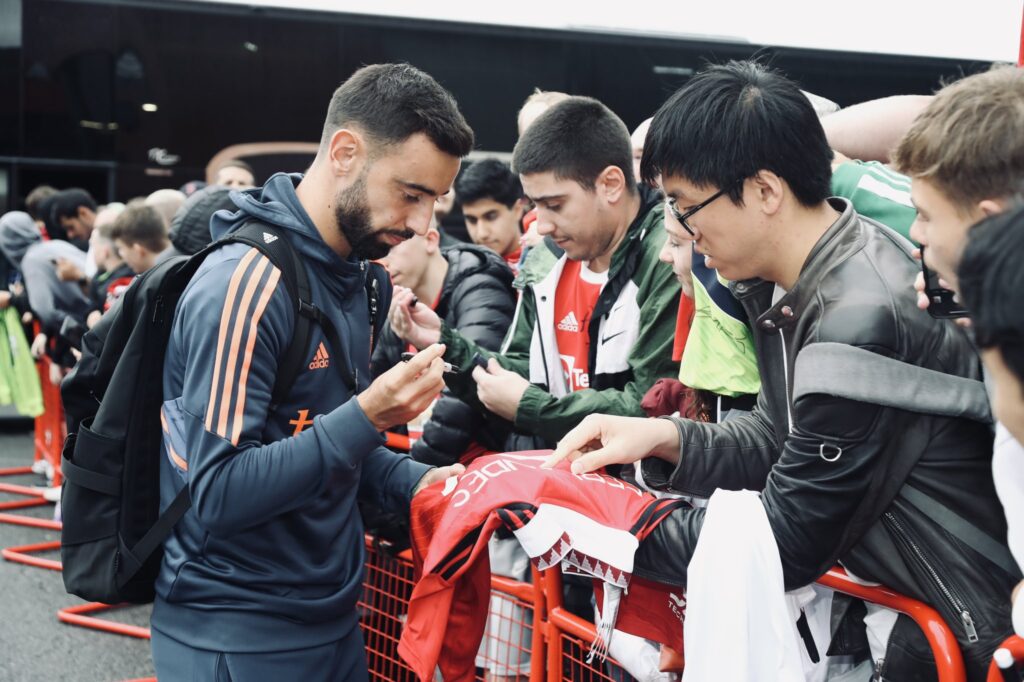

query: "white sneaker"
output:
42 484 61 503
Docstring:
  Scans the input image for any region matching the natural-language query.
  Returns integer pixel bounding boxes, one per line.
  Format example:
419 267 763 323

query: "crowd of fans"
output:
3 58 1024 682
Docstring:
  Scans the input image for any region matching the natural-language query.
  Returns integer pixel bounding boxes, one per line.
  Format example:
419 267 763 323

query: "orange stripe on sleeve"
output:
168 444 189 471
205 248 260 431
230 265 282 445
217 255 271 438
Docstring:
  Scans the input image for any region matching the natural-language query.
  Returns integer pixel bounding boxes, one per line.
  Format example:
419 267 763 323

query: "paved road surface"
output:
0 418 155 682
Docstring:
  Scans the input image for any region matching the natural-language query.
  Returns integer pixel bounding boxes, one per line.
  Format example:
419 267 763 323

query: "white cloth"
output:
683 489 831 682
991 423 1024 635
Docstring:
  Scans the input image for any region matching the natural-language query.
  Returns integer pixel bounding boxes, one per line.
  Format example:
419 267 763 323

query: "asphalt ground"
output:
0 415 155 682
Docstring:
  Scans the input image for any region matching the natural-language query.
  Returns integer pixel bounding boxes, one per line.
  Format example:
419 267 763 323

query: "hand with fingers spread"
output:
542 413 681 474
357 343 447 432
472 358 531 421
389 285 442 350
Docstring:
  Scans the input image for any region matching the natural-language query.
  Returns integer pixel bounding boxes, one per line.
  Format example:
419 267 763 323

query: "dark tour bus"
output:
0 0 994 212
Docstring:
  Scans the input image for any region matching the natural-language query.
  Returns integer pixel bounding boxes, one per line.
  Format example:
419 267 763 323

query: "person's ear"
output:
425 229 441 254
513 198 528 221
327 128 364 177
978 198 1005 218
596 165 627 204
751 170 785 215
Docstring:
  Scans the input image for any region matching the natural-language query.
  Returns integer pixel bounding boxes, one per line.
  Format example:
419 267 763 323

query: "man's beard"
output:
334 170 414 260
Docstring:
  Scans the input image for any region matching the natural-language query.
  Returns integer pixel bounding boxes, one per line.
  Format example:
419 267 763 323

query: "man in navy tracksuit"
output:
152 64 474 680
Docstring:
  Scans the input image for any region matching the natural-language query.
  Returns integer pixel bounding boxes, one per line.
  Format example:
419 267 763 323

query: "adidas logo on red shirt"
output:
557 312 580 333
309 342 330 370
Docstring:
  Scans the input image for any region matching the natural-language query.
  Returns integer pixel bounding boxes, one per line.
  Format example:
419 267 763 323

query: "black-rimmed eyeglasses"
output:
666 188 729 237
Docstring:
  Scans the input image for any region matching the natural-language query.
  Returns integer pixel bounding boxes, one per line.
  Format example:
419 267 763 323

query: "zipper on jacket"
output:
883 511 979 643
779 329 793 434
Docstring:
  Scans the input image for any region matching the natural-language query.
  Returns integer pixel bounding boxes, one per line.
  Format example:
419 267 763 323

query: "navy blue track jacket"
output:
153 173 431 652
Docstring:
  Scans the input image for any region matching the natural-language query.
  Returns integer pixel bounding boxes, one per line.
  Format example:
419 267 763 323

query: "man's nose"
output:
535 217 555 235
909 219 928 247
407 202 434 236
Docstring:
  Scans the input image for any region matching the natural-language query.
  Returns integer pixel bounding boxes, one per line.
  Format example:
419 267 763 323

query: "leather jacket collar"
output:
730 198 863 332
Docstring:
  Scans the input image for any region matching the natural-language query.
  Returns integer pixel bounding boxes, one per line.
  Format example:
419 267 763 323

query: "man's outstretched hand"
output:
543 414 681 474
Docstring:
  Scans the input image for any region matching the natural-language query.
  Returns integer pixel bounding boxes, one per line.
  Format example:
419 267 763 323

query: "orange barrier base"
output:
0 497 49 512
0 512 60 530
2 539 62 571
57 603 152 640
0 468 49 511
0 482 47 497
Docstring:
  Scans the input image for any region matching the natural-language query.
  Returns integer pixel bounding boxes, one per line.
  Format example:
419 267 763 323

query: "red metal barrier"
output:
817 567 966 682
358 535 544 681
57 603 152 640
541 566 650 682
988 634 1024 681
33 355 65 487
2 539 62 571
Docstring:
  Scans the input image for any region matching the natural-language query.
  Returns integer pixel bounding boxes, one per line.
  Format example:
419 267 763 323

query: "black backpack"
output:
59 220 382 604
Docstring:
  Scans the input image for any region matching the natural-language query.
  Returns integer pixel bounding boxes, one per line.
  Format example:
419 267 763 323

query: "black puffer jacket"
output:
372 243 516 466
635 199 1017 681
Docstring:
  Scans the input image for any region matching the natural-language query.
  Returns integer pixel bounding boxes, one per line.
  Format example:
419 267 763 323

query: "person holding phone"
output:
544 61 1018 680
892 65 1024 640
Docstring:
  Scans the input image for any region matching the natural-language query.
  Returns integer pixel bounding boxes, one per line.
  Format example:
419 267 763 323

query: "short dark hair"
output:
455 159 523 207
218 159 255 177
958 203 1024 386
111 204 169 253
50 188 98 220
25 185 57 220
641 61 832 207
512 96 636 191
321 63 474 158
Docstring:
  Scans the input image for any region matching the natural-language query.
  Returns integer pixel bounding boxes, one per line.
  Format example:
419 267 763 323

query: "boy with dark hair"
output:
546 61 1016 679
455 158 527 272
151 63 472 681
392 95 680 447
110 204 171 274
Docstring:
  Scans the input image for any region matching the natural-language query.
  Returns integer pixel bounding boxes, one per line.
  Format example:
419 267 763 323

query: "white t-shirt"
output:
991 422 1024 635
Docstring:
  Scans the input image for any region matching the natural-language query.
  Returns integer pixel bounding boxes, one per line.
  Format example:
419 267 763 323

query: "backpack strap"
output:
792 342 991 424
792 343 1014 575
898 483 1020 577
221 221 317 410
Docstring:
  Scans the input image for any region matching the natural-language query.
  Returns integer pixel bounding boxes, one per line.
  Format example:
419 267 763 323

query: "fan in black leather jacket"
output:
635 199 1017 680
372 242 516 465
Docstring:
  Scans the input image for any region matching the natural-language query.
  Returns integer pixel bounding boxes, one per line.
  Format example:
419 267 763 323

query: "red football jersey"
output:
553 260 606 392
398 452 686 682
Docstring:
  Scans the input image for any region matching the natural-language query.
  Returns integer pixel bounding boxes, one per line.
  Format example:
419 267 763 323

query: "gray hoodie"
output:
0 211 92 332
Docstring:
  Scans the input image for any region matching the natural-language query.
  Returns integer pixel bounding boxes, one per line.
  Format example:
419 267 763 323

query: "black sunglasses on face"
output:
666 187 730 237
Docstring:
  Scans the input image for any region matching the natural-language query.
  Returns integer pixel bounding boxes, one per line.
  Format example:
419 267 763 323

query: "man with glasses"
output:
545 61 1016 679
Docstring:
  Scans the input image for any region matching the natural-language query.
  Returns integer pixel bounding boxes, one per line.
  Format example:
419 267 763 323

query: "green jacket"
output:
441 191 681 444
